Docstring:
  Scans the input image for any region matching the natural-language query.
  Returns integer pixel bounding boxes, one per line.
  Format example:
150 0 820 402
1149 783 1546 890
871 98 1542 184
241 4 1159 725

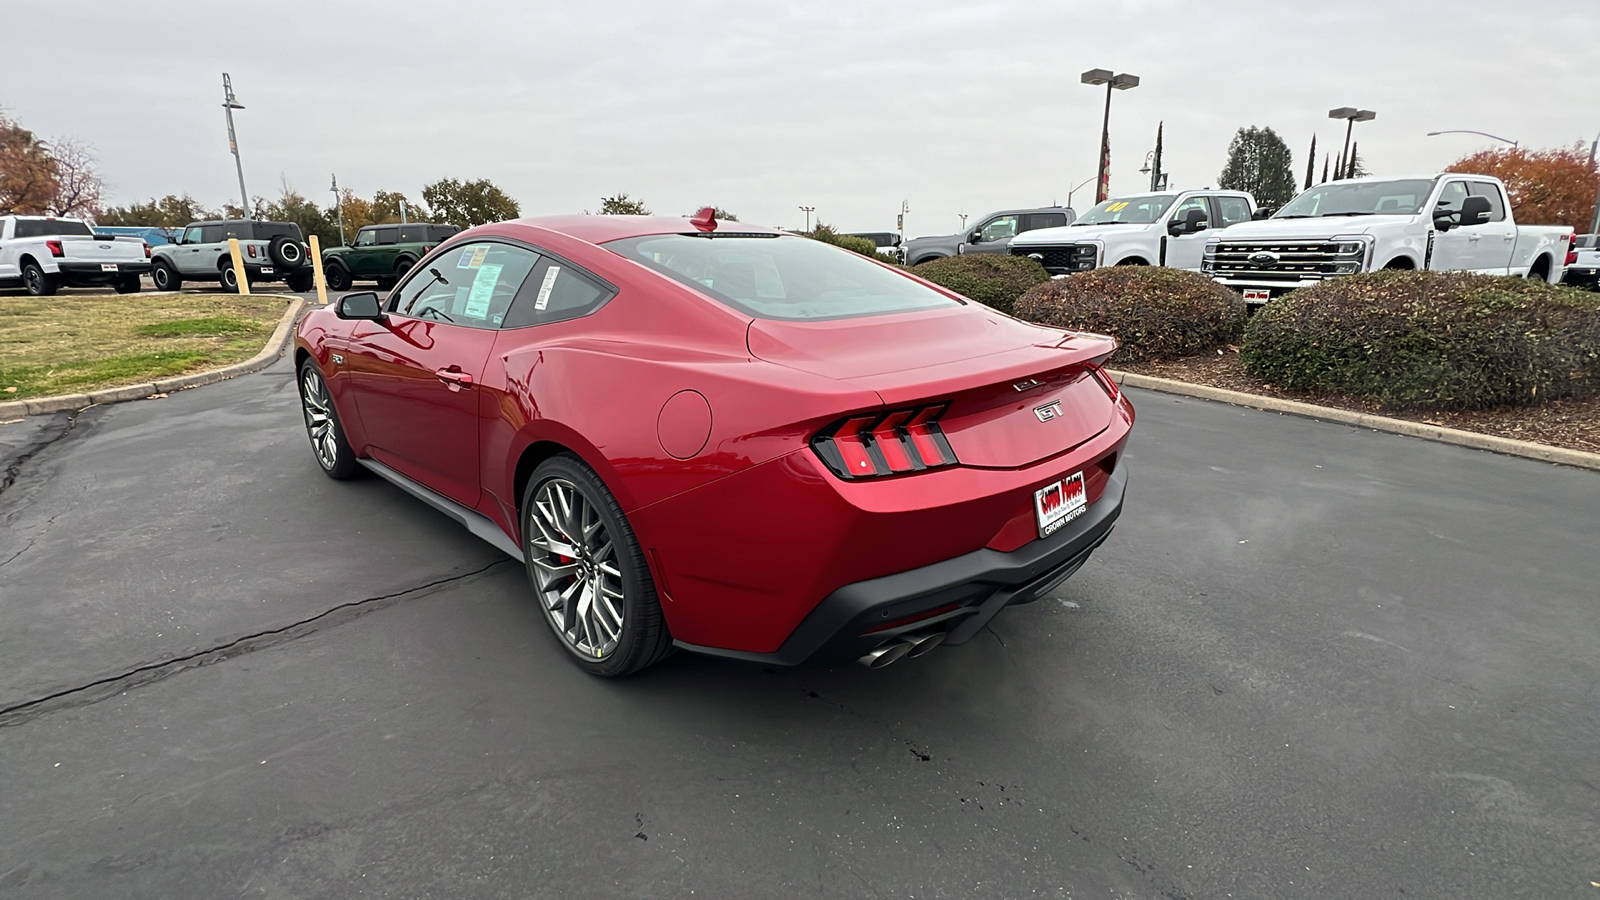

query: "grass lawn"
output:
0 293 291 400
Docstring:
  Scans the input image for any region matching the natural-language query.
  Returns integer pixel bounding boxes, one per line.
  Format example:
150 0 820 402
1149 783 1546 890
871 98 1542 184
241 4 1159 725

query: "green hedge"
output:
1014 266 1246 363
1240 271 1600 408
910 254 1049 316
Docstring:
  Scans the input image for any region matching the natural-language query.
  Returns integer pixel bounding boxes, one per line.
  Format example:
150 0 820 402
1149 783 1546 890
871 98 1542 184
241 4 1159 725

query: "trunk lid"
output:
62 234 147 263
748 306 1119 468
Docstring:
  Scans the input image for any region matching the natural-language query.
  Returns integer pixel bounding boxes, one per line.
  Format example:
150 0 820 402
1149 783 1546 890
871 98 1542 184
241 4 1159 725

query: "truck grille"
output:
1010 244 1095 275
1205 241 1361 283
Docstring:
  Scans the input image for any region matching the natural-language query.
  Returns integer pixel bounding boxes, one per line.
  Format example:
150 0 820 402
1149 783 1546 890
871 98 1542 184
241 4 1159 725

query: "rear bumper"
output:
674 454 1126 667
56 261 151 283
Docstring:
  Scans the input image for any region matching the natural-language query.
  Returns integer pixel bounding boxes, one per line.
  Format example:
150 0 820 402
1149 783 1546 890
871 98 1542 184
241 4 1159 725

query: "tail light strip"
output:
812 404 959 480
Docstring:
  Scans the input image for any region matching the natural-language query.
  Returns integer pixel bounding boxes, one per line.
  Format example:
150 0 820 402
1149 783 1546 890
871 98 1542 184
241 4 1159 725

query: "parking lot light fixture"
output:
1329 107 1376 179
330 174 345 246
799 206 815 232
1084 69 1140 203
1426 129 1517 147
222 73 250 219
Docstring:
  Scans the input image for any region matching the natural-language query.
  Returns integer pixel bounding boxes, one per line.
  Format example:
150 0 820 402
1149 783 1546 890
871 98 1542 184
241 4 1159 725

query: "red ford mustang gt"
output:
294 210 1134 676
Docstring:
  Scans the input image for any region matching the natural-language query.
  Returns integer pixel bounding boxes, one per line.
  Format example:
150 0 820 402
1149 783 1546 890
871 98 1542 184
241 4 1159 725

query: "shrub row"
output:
910 254 1049 316
1014 266 1245 363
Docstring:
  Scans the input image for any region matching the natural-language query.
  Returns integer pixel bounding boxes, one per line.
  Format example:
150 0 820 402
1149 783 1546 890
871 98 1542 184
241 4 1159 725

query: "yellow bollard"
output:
226 237 251 295
308 235 329 306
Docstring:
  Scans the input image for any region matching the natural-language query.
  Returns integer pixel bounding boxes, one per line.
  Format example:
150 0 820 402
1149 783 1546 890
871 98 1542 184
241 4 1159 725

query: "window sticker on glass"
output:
533 265 561 311
464 264 502 318
458 246 490 269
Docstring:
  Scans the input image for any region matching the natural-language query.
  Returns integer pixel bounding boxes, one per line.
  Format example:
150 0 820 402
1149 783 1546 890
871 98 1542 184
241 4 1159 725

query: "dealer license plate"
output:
1034 472 1088 538
259 266 274 274
1242 288 1270 304
100 263 118 272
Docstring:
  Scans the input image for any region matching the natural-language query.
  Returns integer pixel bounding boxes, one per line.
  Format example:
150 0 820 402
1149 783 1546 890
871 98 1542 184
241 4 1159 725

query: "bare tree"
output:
47 137 104 218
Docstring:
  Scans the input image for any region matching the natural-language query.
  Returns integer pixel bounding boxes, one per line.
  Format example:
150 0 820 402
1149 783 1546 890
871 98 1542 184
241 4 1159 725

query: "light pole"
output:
222 73 250 218
957 212 967 230
1065 175 1095 209
1329 107 1376 179
1588 128 1600 237
1082 69 1140 203
330 174 345 245
798 206 815 232
1426 129 1517 147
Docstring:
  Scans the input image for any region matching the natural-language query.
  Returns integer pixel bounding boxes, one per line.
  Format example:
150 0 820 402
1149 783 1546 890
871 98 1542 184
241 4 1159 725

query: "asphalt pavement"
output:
1 359 1596 899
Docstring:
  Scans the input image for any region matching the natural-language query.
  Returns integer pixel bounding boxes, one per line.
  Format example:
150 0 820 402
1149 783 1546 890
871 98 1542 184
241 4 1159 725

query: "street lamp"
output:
1083 68 1140 203
330 174 345 245
1426 129 1517 147
1587 128 1600 237
1065 175 1095 209
222 73 250 218
798 206 815 232
1328 107 1376 179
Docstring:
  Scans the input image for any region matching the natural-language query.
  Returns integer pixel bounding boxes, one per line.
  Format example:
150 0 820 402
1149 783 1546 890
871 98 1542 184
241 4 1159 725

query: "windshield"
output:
606 234 959 321
1275 179 1435 218
1073 195 1176 226
14 219 93 238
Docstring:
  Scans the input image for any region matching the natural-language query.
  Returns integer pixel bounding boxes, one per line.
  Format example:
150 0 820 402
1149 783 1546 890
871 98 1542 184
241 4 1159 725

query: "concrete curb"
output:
1110 369 1600 473
0 299 305 420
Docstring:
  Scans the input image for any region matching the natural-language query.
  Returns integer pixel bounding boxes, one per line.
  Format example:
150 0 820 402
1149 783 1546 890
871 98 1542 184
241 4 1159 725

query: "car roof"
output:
502 214 784 244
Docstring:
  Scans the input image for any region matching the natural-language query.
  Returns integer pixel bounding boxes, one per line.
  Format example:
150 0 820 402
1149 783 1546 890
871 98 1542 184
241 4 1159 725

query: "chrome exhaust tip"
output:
904 631 946 658
858 640 913 668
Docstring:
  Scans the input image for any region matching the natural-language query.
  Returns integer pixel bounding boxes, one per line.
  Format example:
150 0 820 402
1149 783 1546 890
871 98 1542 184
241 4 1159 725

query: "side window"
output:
1022 212 1068 232
502 258 615 329
1171 196 1209 227
376 227 400 246
222 222 249 240
200 225 225 244
977 215 1020 243
1216 196 1253 227
432 225 459 241
183 226 204 245
392 242 540 330
1436 181 1470 211
355 229 376 247
1467 182 1507 222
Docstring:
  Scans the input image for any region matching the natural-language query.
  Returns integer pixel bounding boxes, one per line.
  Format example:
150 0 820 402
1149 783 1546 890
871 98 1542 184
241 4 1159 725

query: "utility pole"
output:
330 174 345 245
1587 128 1600 237
1082 69 1140 204
1328 107 1375 180
222 74 250 218
798 205 815 232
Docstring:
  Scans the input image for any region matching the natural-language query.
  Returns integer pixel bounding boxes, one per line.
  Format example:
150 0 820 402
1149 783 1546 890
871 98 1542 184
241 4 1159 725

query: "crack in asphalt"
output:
0 559 514 727
0 410 82 501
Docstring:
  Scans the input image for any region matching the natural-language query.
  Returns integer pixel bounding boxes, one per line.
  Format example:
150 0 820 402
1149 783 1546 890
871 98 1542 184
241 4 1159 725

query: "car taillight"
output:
1086 362 1120 401
811 404 958 479
143 242 152 258
247 245 258 258
46 240 64 258
1567 232 1579 267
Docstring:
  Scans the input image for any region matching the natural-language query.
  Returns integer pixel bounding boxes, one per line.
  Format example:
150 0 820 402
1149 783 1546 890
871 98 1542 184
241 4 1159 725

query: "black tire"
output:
287 271 315 293
393 257 415 280
374 275 397 291
1116 257 1149 266
520 454 673 677
22 261 57 297
151 260 182 291
113 274 142 294
324 262 353 292
268 235 304 269
297 359 361 480
220 263 240 293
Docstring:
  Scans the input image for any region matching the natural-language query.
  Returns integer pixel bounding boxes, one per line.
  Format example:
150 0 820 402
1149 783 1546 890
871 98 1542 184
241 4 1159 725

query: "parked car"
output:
93 225 181 247
903 207 1074 266
149 219 314 293
0 215 151 295
1008 190 1257 275
846 231 903 262
1202 174 1575 304
1562 234 1599 290
294 210 1133 676
321 222 460 291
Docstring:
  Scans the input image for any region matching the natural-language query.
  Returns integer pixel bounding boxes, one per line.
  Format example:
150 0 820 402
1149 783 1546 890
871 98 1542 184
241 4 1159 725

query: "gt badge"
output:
1034 400 1063 422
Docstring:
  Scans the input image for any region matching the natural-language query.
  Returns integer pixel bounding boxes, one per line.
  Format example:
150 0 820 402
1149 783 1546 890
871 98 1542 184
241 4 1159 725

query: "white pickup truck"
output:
0 215 152 295
1008 189 1259 275
1202 174 1575 304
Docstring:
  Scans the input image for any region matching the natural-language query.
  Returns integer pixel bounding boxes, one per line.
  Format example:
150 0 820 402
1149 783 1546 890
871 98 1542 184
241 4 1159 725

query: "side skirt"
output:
358 458 524 562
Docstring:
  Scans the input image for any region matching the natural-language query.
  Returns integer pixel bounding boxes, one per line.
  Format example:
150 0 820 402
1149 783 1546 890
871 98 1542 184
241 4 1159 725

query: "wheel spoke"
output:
528 476 629 660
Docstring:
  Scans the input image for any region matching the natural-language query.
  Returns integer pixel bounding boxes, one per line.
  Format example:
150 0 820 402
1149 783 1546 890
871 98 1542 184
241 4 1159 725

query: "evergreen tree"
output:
1217 126 1297 208
1151 122 1164 191
1304 135 1317 190
1346 142 1367 178
1321 154 1330 184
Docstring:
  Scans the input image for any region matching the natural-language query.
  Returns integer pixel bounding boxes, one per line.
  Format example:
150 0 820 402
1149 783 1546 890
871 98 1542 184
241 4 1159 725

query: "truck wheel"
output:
324 262 352 291
287 271 315 293
393 257 415 280
151 260 182 291
22 261 57 297
220 264 240 293
114 274 142 294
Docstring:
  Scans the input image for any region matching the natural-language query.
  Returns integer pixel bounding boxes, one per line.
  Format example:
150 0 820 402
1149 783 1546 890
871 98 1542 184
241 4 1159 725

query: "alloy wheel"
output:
299 367 339 470
527 478 626 659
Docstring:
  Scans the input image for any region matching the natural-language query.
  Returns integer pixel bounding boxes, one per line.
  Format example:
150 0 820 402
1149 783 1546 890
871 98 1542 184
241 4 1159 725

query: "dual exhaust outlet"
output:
857 630 946 668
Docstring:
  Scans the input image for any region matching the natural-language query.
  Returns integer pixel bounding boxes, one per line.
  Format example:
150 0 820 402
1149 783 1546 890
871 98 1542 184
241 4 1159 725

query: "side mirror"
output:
1168 208 1208 236
1459 195 1492 227
337 291 384 321
968 230 982 244
1251 208 1272 220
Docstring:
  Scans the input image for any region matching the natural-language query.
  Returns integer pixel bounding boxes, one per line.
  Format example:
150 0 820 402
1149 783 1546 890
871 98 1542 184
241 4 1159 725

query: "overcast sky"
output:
6 1 1597 237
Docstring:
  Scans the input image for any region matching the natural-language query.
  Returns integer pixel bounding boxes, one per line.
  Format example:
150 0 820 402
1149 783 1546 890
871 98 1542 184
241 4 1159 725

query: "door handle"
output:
435 367 473 391
1467 234 1481 242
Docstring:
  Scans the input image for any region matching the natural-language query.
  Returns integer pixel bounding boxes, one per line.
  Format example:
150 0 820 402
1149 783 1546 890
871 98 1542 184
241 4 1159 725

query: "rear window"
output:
14 219 93 238
252 222 303 241
607 234 960 321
